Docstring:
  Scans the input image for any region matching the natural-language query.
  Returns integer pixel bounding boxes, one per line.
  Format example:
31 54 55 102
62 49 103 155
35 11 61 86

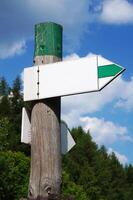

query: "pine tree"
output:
0 96 11 118
11 76 23 113
0 77 9 96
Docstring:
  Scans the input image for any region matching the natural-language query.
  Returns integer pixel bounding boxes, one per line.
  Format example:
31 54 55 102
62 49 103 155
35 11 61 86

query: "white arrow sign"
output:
24 55 125 101
61 122 76 154
21 108 75 154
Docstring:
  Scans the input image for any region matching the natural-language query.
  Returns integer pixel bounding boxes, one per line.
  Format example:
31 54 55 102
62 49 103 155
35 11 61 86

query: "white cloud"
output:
100 0 133 24
64 53 80 61
64 52 96 61
114 77 133 110
0 0 93 59
0 41 26 59
108 148 128 165
80 116 132 145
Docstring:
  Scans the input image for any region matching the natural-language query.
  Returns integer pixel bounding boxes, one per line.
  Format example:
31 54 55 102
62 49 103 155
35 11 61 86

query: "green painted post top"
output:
34 22 63 58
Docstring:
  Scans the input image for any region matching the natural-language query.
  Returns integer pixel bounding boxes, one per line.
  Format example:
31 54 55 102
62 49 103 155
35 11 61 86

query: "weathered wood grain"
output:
28 56 61 200
34 55 61 65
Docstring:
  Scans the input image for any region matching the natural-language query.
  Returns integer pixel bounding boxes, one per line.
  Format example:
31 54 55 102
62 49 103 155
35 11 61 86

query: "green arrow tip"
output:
98 64 123 78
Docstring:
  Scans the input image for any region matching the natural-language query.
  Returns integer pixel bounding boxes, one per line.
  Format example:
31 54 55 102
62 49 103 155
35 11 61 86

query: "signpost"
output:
24 55 125 101
22 22 125 200
28 22 63 200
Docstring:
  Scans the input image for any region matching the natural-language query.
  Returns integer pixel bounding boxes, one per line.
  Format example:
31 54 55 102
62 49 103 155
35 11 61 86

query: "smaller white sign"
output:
21 108 31 144
61 122 76 154
24 66 39 101
21 107 75 154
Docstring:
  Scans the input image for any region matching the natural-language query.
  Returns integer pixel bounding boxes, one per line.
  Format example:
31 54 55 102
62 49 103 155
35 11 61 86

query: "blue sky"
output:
0 0 133 165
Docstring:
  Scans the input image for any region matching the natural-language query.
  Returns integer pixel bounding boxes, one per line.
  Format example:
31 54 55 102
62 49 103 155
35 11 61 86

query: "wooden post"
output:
28 22 63 200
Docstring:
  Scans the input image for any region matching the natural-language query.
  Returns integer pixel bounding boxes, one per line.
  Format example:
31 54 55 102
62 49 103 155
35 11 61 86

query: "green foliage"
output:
0 96 11 117
61 171 88 200
0 76 30 155
0 77 9 96
63 127 133 200
0 118 11 151
0 151 30 200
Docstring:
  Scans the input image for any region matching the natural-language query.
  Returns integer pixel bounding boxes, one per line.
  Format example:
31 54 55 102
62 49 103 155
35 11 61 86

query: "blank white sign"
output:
24 56 98 101
24 66 39 101
61 122 76 154
21 107 31 144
